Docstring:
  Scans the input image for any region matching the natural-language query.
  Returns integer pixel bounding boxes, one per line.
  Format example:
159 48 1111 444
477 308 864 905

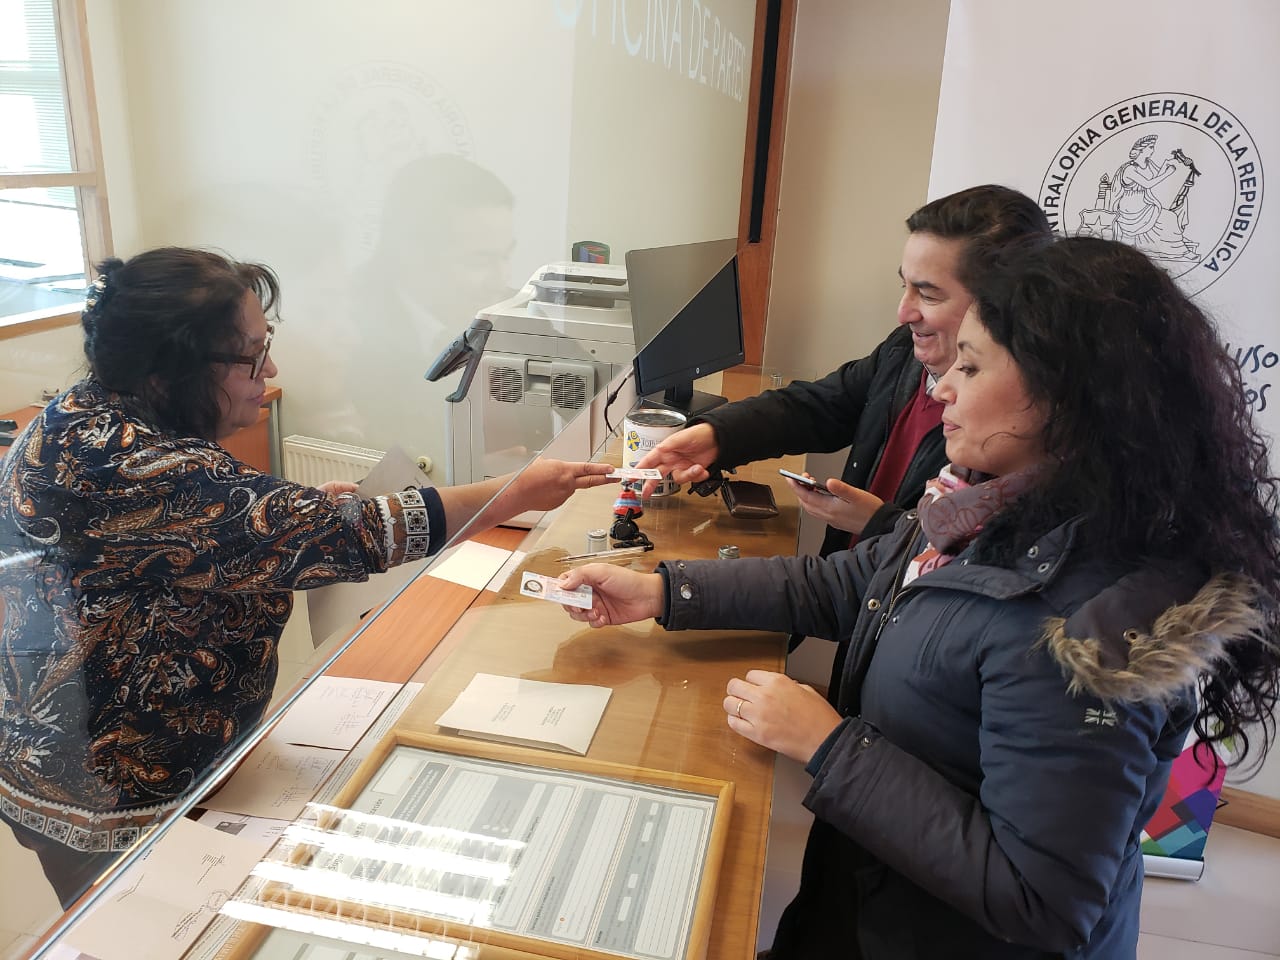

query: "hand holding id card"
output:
519 571 593 609
605 466 664 481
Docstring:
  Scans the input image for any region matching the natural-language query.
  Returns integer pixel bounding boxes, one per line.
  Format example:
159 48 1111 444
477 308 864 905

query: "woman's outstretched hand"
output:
510 459 616 512
557 564 665 628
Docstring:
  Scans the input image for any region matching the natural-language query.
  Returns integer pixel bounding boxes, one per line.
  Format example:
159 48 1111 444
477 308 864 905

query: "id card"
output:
519 571 594 609
606 466 664 481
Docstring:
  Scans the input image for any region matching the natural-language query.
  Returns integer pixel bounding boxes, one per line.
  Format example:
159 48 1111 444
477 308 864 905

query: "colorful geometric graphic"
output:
1140 742 1227 861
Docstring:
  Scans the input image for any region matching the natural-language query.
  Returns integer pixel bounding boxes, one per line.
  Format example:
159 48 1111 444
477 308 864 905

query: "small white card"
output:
427 539 513 590
606 466 664 480
519 570 593 609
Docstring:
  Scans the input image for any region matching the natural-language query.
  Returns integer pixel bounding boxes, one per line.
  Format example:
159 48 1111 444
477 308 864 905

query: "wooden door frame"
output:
736 0 796 366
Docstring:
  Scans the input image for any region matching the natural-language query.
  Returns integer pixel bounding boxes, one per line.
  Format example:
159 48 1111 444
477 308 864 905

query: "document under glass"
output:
223 744 724 960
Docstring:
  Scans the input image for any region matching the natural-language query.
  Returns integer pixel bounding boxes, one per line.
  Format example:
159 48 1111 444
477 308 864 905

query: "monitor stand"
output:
642 383 728 420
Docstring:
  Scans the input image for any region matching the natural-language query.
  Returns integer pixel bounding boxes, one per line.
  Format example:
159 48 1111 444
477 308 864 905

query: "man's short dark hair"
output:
907 184 1053 289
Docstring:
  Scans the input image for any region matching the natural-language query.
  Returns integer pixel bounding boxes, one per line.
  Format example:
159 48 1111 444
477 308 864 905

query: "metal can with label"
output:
586 528 608 553
622 407 687 496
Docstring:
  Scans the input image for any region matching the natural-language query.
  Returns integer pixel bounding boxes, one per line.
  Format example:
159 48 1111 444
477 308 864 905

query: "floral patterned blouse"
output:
0 380 445 853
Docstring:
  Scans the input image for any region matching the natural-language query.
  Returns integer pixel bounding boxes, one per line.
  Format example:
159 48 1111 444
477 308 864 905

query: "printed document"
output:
63 817 260 960
435 673 612 755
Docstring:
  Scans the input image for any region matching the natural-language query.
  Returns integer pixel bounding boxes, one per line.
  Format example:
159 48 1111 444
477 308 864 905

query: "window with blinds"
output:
0 0 109 326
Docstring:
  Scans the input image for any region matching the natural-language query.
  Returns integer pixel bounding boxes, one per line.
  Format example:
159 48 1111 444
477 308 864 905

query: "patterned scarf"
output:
904 463 1042 584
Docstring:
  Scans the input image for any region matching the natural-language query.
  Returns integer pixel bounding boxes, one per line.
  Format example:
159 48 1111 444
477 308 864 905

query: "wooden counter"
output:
399 475 799 959
38 372 803 960
230 437 803 959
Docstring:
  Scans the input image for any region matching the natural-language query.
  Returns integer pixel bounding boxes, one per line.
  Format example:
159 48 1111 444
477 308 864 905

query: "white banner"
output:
929 0 1276 445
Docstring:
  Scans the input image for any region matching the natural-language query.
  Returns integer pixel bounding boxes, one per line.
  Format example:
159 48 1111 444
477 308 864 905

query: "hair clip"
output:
84 274 113 312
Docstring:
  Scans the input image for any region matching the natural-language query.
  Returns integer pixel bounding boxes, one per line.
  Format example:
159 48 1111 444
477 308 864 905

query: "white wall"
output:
763 0 949 381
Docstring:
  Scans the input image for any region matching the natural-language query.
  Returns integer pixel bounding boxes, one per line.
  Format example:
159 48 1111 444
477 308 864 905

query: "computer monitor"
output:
625 238 745 418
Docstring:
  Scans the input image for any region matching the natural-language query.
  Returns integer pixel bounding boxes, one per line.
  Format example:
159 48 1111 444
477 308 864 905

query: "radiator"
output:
281 435 386 487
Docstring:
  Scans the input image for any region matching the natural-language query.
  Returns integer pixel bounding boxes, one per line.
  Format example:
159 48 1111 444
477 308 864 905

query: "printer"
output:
426 261 634 485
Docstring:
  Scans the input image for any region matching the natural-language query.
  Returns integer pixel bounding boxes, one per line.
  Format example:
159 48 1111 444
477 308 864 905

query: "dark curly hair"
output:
967 236 1280 764
81 248 280 440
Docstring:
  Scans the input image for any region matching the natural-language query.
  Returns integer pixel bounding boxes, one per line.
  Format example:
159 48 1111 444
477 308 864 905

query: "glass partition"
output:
0 2 759 955
5 269 777 959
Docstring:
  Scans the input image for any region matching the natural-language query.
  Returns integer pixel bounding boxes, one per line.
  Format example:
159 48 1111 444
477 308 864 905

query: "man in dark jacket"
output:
636 184 1052 554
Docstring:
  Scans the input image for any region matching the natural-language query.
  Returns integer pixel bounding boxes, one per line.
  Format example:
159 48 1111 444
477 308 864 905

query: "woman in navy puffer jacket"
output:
560 237 1280 959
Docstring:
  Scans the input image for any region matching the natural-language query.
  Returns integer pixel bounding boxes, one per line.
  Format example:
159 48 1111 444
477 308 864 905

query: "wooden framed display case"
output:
224 732 735 960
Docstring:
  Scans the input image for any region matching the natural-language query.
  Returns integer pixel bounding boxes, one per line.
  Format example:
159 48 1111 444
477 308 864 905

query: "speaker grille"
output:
488 366 523 403
551 373 588 409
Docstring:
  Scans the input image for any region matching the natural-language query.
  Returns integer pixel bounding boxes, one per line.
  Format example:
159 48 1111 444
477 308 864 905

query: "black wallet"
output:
720 480 779 520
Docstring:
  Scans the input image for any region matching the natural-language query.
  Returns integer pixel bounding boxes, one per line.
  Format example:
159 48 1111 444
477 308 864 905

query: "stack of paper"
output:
435 673 612 755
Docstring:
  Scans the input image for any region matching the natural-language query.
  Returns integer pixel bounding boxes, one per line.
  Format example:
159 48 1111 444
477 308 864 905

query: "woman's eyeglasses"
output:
209 325 274 379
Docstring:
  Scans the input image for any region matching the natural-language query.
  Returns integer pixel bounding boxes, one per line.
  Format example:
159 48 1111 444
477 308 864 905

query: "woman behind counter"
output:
561 236 1280 958
0 247 613 908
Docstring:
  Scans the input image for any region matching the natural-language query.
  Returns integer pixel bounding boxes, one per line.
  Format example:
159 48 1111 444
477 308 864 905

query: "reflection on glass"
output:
224 747 719 960
0 247 607 915
236 925 481 960
344 155 518 462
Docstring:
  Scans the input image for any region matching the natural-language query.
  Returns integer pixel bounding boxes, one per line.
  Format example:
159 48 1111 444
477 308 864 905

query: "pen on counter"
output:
557 545 654 563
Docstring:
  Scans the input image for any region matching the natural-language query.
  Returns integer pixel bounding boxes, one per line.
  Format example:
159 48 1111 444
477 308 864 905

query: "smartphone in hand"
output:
778 468 834 496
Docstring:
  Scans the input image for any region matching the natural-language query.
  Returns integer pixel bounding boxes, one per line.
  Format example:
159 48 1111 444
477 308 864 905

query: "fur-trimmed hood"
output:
1042 570 1265 704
